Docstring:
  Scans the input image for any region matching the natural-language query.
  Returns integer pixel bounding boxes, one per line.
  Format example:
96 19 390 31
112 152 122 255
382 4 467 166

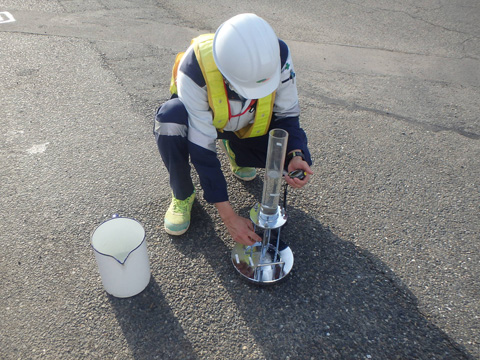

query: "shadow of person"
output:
107 277 198 360
171 199 474 359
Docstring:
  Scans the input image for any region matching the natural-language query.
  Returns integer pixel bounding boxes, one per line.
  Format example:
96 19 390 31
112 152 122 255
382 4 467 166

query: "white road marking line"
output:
0 12 15 24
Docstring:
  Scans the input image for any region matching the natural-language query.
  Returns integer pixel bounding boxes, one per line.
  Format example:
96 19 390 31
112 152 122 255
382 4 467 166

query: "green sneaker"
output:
164 191 195 235
219 139 256 181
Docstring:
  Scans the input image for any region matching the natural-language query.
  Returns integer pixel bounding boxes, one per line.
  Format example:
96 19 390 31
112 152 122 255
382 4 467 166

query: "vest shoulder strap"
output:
169 51 185 95
234 93 276 138
193 34 230 130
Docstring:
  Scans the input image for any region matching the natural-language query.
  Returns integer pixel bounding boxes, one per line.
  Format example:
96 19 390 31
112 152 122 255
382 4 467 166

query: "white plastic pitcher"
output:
91 215 150 298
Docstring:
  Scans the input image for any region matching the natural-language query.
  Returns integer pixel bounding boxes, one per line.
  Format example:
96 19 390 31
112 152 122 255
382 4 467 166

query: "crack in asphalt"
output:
303 90 480 140
343 0 479 38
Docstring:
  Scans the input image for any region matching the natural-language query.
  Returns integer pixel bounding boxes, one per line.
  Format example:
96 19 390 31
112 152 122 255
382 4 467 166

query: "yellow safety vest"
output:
170 34 276 139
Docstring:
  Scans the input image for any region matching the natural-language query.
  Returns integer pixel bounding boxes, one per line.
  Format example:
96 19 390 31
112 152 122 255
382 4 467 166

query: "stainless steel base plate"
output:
231 238 294 284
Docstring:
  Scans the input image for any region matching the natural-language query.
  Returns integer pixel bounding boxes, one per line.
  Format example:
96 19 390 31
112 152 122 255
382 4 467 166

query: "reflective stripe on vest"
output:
170 34 275 138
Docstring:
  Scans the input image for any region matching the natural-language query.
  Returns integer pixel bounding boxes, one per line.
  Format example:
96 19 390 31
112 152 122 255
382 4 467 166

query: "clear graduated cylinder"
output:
261 129 289 216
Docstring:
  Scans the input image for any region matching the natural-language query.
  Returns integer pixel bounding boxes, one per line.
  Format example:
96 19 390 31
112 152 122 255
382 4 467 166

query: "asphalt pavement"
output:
1 0 479 359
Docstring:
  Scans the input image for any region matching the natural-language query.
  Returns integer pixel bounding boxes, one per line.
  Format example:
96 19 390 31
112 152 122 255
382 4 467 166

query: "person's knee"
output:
155 98 188 126
154 98 188 137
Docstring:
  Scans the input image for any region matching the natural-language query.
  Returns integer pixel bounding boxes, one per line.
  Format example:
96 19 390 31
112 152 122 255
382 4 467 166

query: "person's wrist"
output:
216 201 235 222
286 150 305 165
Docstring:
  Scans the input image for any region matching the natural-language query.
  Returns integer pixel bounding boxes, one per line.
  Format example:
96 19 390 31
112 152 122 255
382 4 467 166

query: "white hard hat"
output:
213 13 281 99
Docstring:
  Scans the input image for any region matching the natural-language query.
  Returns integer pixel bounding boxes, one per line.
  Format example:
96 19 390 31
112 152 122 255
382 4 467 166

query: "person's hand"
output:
216 201 262 246
223 213 262 246
284 156 313 189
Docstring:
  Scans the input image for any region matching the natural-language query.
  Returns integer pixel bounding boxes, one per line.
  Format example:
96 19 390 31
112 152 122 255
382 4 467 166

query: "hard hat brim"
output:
227 70 281 99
